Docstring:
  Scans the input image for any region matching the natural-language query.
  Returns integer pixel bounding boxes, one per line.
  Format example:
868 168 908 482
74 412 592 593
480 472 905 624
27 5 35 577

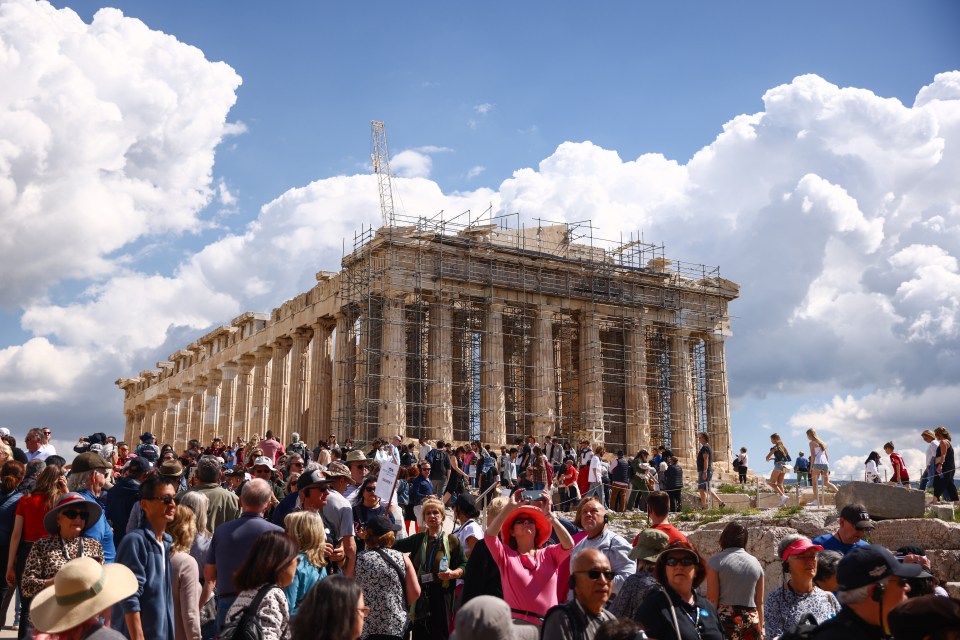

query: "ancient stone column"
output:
287 328 312 442
530 306 557 435
669 330 697 467
124 411 136 446
250 346 273 437
380 296 407 437
624 318 651 454
579 311 605 446
234 355 256 441
331 312 356 442
203 371 222 445
176 386 192 450
307 320 335 448
427 300 453 442
268 337 293 443
704 333 733 471
218 363 238 446
163 391 180 447
190 377 207 445
480 302 506 445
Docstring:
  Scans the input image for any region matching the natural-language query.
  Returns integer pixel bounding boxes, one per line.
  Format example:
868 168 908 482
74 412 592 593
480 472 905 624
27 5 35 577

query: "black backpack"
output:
779 613 820 640
219 583 275 640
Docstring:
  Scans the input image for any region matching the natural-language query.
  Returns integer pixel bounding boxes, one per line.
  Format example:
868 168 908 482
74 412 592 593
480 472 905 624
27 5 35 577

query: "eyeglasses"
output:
291 462 304 468
575 569 615 581
890 577 909 588
513 517 536 525
357 606 371 618
144 495 177 505
364 486 377 493
61 510 89 520
42 431 51 435
664 556 697 567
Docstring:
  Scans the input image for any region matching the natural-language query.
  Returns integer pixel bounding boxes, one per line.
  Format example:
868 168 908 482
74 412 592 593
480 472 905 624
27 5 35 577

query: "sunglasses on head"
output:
145 495 177 505
61 510 89 520
664 556 697 567
576 569 615 581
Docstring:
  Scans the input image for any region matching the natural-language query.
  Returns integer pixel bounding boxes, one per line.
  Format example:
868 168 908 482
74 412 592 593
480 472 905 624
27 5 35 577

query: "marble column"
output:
307 320 335 448
234 355 256 441
480 302 506 445
380 296 407 437
704 334 733 470
268 337 293 443
163 391 181 447
251 346 273 437
176 386 192 449
669 330 696 466
288 328 312 442
145 398 165 442
124 411 136 446
427 300 453 442
624 318 651 454
579 311 605 446
203 371 222 445
190 377 207 445
331 312 356 442
530 306 557 435
218 363 238 446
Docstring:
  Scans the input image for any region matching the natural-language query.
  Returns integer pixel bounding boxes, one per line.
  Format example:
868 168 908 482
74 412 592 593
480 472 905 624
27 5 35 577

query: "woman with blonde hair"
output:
806 428 838 506
764 434 790 505
283 511 328 617
168 505 201 640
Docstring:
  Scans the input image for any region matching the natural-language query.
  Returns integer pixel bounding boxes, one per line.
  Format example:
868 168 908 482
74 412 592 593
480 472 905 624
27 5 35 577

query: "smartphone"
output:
521 489 545 502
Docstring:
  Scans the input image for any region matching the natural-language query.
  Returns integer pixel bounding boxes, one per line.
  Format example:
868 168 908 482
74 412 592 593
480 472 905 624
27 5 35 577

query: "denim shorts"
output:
773 461 786 472
812 463 829 471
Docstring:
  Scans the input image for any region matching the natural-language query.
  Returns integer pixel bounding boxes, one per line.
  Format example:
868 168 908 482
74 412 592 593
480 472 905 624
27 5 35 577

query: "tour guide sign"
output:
375 458 401 505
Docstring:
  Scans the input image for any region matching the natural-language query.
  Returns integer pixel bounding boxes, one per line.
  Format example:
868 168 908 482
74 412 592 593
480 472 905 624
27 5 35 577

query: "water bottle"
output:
439 554 449 572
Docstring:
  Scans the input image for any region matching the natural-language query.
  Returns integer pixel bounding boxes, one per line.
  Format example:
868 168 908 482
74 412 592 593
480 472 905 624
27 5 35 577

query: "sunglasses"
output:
291 462 304 468
364 486 377 493
513 517 536 525
145 495 177 505
61 510 89 520
575 569 615 581
664 556 697 567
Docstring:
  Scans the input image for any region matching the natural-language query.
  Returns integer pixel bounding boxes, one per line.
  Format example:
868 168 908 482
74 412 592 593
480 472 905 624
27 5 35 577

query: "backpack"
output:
134 443 158 463
288 441 308 460
219 583 275 640
428 448 449 477
778 613 820 640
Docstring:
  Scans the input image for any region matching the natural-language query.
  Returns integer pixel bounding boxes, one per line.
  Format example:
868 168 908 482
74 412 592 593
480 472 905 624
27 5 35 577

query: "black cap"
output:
365 514 401 536
298 468 331 491
836 544 929 591
888 595 960 640
839 503 875 530
455 493 480 518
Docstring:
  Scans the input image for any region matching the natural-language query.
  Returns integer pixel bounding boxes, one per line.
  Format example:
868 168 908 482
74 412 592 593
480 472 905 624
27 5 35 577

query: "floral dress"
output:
355 548 408 639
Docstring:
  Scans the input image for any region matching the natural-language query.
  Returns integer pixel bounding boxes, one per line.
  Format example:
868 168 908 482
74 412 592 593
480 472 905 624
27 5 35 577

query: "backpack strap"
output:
226 583 275 627
540 602 586 640
373 548 407 605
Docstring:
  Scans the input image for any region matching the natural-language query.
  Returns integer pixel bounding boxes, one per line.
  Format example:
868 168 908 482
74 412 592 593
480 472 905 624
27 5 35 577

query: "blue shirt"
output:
113 523 175 640
80 488 116 563
283 552 327 617
811 533 869 555
410 475 434 505
207 511 283 595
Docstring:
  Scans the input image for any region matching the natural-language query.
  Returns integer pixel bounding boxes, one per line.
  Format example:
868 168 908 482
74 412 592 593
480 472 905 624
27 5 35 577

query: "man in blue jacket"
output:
70 452 117 563
113 475 176 640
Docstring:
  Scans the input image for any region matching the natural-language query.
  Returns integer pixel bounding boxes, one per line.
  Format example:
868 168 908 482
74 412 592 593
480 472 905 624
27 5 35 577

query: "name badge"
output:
421 572 434 584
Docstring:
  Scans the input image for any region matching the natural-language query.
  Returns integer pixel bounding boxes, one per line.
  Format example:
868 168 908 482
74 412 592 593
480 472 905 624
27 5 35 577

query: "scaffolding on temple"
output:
332 211 738 465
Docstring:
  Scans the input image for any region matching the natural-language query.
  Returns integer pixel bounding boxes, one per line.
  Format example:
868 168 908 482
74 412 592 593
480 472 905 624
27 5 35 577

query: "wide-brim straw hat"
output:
501 506 552 548
30 557 138 633
44 493 102 536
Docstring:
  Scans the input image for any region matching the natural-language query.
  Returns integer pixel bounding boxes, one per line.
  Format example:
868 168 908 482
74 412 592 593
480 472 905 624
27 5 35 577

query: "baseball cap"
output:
252 456 275 471
781 538 825 561
298 468 331 491
836 544 929 591
124 458 153 474
839 503 876 530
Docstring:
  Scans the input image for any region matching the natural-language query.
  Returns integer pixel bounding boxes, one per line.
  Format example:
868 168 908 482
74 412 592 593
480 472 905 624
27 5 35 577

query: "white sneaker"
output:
780 495 789 505
808 500 818 507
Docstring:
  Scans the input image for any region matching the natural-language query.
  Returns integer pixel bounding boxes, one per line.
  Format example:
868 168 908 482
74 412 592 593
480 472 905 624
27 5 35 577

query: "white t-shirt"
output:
925 442 939 466
865 460 880 482
589 455 603 482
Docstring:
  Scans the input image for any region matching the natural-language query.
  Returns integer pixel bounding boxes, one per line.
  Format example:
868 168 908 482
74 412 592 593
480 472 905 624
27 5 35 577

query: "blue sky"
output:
3 0 959 479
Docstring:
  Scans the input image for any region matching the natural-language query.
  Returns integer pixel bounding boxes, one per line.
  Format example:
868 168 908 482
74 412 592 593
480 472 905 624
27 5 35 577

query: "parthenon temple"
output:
117 215 739 469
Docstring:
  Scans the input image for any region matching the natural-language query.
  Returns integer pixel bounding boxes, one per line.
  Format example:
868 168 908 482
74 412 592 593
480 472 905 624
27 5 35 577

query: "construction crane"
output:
371 120 395 227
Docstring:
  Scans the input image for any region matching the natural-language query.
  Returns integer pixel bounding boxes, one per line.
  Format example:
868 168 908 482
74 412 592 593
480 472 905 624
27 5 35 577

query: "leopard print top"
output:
21 535 103 598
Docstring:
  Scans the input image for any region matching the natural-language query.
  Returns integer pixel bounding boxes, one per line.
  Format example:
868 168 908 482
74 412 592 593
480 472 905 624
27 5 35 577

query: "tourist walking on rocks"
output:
933 426 958 503
734 447 748 485
705 522 764 640
883 442 910 487
806 429 838 506
765 433 790 505
609 451 631 512
663 453 683 512
635 541 723 640
795 451 810 487
627 450 652 512
919 429 938 494
764 535 840 639
697 433 725 509
864 451 883 483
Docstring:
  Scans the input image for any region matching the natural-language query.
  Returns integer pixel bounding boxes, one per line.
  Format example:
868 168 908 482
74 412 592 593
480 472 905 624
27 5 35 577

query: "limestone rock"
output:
868 518 960 551
926 550 960 585
835 482 925 519
930 504 956 522
946 582 960 599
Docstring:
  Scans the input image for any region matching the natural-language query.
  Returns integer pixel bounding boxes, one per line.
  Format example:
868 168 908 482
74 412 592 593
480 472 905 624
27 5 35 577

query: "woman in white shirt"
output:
806 428 838 506
864 451 882 483
588 446 605 504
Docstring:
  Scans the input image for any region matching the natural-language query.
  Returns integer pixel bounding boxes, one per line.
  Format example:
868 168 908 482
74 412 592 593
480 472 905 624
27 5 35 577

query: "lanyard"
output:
419 533 443 574
59 535 85 561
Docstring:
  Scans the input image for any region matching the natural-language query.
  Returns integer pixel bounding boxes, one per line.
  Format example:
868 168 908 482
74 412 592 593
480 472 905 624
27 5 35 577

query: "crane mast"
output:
371 120 396 227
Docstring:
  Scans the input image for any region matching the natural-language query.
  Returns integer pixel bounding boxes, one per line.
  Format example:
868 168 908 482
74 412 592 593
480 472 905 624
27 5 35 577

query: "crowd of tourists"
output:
0 425 957 640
